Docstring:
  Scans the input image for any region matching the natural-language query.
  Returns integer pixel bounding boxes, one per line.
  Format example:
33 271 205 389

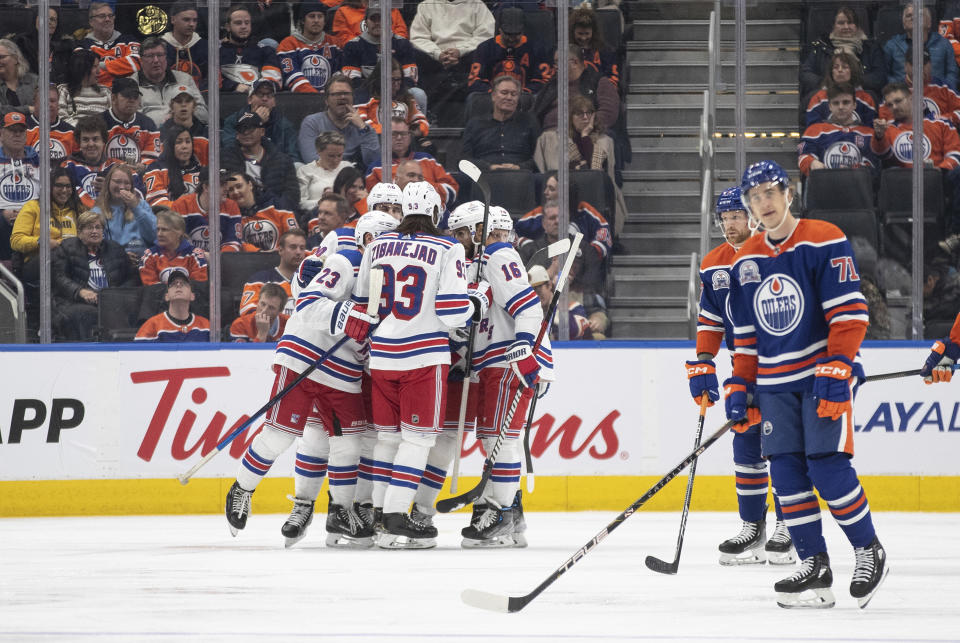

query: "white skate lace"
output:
729 520 759 544
851 545 875 584
284 495 312 528
784 556 816 583
356 504 374 528
345 507 365 535
231 485 252 519
769 521 791 544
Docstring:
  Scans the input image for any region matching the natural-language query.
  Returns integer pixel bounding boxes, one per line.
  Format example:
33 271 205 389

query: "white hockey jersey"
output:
472 242 554 380
293 227 359 299
353 231 471 370
275 248 367 393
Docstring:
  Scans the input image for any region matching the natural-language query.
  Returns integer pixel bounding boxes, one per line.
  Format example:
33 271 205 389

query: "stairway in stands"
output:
611 1 803 338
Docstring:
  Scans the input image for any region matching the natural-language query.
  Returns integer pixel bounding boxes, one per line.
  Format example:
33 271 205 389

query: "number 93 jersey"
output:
473 242 554 380
354 231 472 370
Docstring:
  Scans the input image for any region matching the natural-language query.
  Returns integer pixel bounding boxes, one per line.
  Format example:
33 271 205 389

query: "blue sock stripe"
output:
296 453 327 465
328 464 359 473
246 447 274 468
294 466 327 478
424 464 447 476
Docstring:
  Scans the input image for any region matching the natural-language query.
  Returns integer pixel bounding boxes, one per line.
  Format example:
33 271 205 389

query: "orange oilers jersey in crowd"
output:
241 205 299 251
135 312 211 342
240 267 294 316
77 34 142 87
229 310 289 342
364 153 458 207
101 109 161 166
355 97 428 137
878 80 960 128
26 116 75 162
138 239 208 286
696 241 738 358
330 6 407 48
727 219 869 390
870 114 960 170
143 165 203 207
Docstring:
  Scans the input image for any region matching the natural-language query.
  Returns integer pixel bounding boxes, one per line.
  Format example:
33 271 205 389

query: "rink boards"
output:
0 341 958 516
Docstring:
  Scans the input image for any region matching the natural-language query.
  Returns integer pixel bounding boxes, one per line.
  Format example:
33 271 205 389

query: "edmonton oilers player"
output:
724 161 888 609
920 311 960 383
687 186 795 566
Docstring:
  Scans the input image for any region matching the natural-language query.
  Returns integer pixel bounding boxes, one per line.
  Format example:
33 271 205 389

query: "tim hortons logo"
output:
131 367 261 461
460 411 621 459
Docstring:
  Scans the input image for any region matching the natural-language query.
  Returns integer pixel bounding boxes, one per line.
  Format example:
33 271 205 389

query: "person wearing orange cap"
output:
0 111 41 261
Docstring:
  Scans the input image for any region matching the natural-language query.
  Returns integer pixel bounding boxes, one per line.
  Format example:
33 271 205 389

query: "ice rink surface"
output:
1 510 958 643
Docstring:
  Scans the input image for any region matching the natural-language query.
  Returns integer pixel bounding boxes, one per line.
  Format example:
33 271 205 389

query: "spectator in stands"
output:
219 4 282 94
52 210 137 341
879 51 960 129
13 6 73 84
0 112 41 262
298 73 380 169
332 0 407 49
134 269 211 342
221 79 300 162
230 281 289 342
799 82 879 177
467 7 549 95
874 81 960 231
277 0 340 93
93 163 157 260
137 36 208 126
409 0 494 123
144 125 203 207
304 193 348 247
924 261 960 322
100 77 162 170
57 49 111 127
223 170 299 252
570 5 620 89
161 86 210 165
0 39 38 110
63 115 141 209
171 174 243 254
364 116 458 208
528 264 592 341
26 84 75 163
11 167 79 269
332 165 368 222
139 209 207 285
162 1 208 89
462 75 539 171
297 131 353 215
519 198 562 278
77 1 142 88
535 46 619 134
393 158 423 192
884 4 958 89
534 93 626 232
799 5 885 99
222 110 299 206
342 1 425 113
805 51 878 127
567 252 610 338
356 58 429 138
239 228 306 316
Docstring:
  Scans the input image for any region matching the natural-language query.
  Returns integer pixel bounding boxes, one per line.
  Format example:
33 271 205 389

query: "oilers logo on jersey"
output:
738 260 761 284
302 54 332 88
79 172 99 200
107 135 141 164
712 269 730 290
762 419 773 435
825 140 865 168
0 169 37 204
753 274 804 336
244 219 280 251
892 130 931 164
37 138 69 162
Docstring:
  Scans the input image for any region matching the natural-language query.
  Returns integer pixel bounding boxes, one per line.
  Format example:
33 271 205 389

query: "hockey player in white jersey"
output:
225 210 397 548
462 206 553 548
345 181 474 548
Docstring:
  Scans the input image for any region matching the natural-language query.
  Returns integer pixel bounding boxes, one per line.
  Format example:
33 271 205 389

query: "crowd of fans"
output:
0 0 625 342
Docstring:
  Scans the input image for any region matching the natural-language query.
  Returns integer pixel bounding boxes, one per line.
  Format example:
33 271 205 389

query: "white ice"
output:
1 511 958 642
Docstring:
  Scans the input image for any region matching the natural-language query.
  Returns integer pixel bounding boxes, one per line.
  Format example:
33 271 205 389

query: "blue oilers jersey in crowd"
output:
728 219 869 392
798 122 879 175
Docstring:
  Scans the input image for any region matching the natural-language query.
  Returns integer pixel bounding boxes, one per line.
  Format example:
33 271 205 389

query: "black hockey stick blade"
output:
643 555 678 575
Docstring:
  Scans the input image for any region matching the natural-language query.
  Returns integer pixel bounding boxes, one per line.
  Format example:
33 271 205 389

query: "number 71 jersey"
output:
354 231 472 371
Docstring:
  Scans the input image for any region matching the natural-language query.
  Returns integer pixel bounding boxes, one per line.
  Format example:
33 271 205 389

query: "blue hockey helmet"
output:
714 186 743 226
740 160 790 209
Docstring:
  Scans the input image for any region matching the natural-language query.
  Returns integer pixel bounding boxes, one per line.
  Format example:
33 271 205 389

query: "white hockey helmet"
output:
367 181 403 211
401 181 442 225
447 200 485 234
354 210 399 251
487 205 514 233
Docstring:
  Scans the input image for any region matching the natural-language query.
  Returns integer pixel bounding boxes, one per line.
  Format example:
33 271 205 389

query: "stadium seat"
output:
218 92 250 125
806 209 880 253
524 10 556 51
276 92 326 130
879 167 944 221
570 170 613 221
594 9 623 49
98 287 144 342
874 5 904 45
804 167 876 212
2 7 34 40
58 7 89 40
221 252 281 324
475 170 538 217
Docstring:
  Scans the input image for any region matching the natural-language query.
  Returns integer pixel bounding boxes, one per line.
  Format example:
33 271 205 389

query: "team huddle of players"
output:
223 179 551 550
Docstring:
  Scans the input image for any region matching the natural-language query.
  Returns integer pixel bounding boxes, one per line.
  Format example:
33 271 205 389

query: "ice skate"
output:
378 511 438 549
509 490 528 548
461 500 517 548
325 502 375 549
850 537 889 608
718 518 766 565
225 481 253 537
775 552 835 609
280 495 314 548
355 502 376 531
764 520 796 565
410 503 435 529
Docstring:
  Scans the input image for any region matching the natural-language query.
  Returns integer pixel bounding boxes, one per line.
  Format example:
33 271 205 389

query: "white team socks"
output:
383 431 437 514
412 431 458 509
327 434 362 507
236 427 295 491
355 431 378 505
293 423 330 502
481 437 522 507
372 432 401 508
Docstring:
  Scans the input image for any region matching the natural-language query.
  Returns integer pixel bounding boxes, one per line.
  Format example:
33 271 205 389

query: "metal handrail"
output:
0 262 26 344
687 252 699 339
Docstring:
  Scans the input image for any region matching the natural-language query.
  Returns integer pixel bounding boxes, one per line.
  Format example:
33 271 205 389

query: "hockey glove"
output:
505 340 541 388
921 338 960 384
467 280 492 323
812 355 854 420
685 359 719 407
537 381 551 399
296 254 325 291
332 301 377 342
723 376 760 433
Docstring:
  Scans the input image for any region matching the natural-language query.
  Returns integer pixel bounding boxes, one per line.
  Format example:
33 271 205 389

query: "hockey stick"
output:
450 160 493 493
437 232 584 514
176 267 384 485
644 395 709 574
522 389 539 493
461 417 738 613
864 368 921 382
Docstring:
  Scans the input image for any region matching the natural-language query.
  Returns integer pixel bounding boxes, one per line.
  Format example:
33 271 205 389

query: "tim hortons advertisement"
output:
0 344 956 481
